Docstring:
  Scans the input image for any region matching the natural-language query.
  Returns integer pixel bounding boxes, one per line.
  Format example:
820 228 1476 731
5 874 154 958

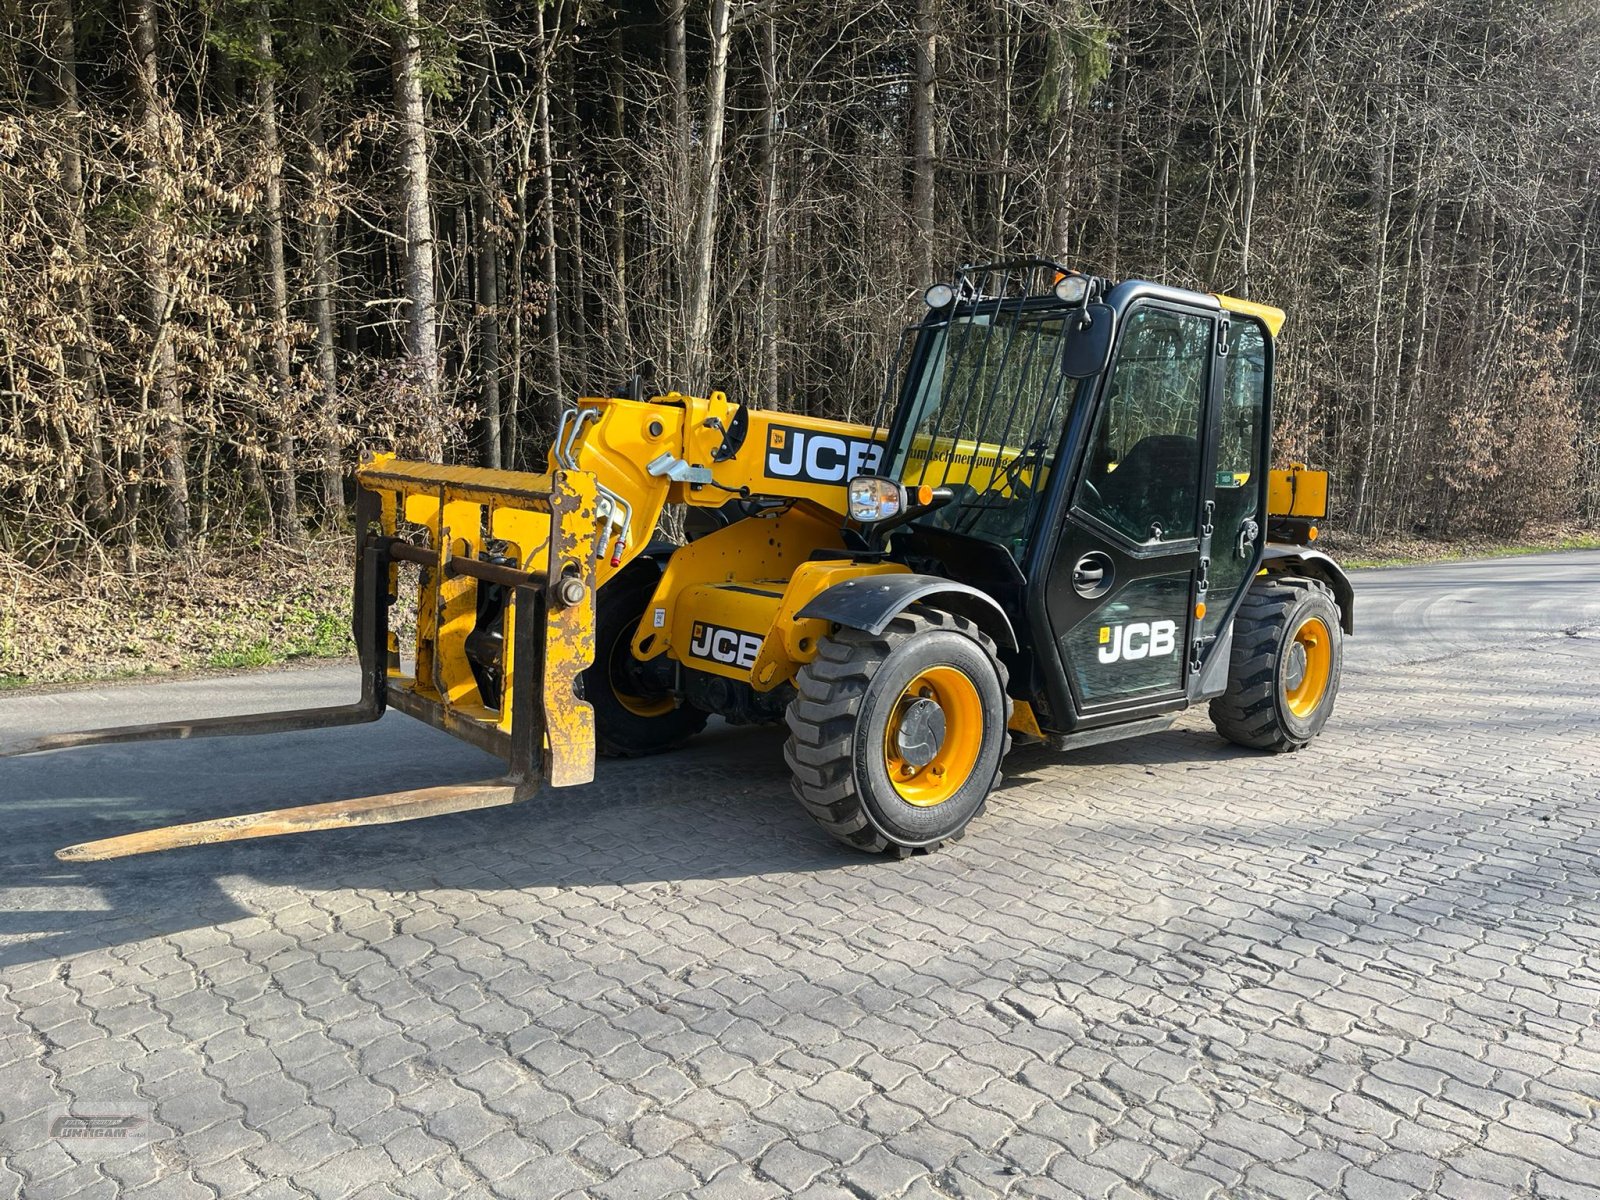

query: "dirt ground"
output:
0 536 359 688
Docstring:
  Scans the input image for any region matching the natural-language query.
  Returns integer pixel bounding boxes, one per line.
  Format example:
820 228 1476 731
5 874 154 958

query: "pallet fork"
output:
3 458 599 862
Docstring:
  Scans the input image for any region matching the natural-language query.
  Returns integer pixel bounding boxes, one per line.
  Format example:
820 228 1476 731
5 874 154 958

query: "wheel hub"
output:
1283 616 1333 719
882 666 986 807
894 697 946 769
1284 641 1308 691
609 621 675 719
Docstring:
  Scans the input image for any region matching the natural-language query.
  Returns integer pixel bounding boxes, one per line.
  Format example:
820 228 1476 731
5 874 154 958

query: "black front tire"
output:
785 608 1011 856
1210 576 1342 752
584 567 708 758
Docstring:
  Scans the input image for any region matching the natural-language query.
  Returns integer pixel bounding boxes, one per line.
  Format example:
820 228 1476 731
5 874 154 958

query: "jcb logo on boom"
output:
765 425 884 485
688 622 764 669
1098 620 1178 664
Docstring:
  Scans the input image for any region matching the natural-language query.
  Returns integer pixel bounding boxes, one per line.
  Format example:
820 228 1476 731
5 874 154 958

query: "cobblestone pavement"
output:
3 555 1600 1199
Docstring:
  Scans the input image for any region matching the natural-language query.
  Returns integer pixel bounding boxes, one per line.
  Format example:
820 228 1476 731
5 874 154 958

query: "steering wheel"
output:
1079 477 1141 540
995 440 1048 500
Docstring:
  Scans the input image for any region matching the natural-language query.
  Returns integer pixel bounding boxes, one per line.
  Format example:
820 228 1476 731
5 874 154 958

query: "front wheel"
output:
1210 576 1342 752
583 566 708 757
785 608 1011 856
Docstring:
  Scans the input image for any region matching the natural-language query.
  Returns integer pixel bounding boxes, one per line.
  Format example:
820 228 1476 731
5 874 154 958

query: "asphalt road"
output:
1340 549 1600 673
1 550 1598 1200
8 548 1599 740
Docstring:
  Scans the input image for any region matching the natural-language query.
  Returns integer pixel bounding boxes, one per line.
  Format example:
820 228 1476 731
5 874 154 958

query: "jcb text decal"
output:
688 622 764 670
1098 620 1178 664
765 425 884 485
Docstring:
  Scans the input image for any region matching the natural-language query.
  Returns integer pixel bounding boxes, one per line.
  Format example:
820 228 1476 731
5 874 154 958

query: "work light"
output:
1054 274 1090 305
923 283 955 309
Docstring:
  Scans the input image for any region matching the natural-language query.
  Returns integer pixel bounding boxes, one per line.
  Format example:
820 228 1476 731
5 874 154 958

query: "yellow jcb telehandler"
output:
5 260 1349 862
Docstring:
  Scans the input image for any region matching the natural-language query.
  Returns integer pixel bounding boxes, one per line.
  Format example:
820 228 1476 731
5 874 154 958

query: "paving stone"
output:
592 1155 698 1200
693 1164 786 1200
757 1139 832 1191
1339 1168 1422 1200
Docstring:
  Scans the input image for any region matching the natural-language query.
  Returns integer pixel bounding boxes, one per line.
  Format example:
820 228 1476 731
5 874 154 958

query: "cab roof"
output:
1213 293 1286 337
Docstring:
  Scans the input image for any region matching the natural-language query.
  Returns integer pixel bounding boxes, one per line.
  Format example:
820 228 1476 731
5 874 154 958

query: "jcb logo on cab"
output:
688 622 763 669
765 425 883 484
1098 620 1178 664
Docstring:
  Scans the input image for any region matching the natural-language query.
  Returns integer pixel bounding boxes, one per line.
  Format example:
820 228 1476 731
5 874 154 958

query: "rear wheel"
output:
785 608 1011 856
584 567 708 757
1210 576 1342 752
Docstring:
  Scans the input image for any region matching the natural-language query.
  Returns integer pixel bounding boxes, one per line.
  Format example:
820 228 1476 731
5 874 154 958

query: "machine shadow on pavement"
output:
0 710 1282 973
0 718 854 970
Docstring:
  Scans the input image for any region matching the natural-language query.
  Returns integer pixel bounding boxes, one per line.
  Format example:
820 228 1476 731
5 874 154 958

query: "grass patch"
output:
1340 529 1600 569
206 641 280 670
283 606 351 660
201 605 353 671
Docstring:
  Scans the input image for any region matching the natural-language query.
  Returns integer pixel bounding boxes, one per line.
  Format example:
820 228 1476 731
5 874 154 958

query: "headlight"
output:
848 476 904 523
924 283 955 309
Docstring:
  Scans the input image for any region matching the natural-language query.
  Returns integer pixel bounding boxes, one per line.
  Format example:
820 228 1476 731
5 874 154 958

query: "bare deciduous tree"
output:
0 0 1595 566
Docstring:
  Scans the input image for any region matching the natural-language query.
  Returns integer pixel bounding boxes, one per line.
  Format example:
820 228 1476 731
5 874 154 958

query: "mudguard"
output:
797 573 1018 650
1260 545 1355 634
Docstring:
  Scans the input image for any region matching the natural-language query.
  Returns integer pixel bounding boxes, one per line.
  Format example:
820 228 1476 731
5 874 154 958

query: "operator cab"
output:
851 259 1280 734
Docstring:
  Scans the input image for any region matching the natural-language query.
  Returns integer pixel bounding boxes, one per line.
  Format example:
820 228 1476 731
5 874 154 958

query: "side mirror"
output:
1061 304 1115 379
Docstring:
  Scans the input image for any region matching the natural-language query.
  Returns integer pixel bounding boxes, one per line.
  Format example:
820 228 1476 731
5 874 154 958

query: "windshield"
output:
889 304 1076 560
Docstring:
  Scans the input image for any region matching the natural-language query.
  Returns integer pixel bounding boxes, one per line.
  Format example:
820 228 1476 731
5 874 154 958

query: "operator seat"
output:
1097 434 1198 540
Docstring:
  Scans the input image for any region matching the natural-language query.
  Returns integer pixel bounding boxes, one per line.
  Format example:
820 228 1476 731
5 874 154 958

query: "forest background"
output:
2 0 1597 683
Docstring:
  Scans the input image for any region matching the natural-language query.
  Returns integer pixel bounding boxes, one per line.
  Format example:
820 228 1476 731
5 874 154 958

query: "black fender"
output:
1260 545 1355 634
797 574 1018 651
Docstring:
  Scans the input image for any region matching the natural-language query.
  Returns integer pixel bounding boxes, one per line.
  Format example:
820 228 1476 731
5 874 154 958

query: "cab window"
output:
1074 307 1212 544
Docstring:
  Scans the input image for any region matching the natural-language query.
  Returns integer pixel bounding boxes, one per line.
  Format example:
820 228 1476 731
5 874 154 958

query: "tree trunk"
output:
254 3 303 542
507 137 527 469
665 0 688 159
129 0 188 548
1049 98 1077 262
535 1 564 423
910 0 937 282
301 43 343 515
1349 101 1396 536
607 17 633 371
562 44 589 379
471 39 503 469
756 11 781 410
390 0 442 458
49 0 114 530
1237 0 1275 297
988 3 1016 258
684 0 733 390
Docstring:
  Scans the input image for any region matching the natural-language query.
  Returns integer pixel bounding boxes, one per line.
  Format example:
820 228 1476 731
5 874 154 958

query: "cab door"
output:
1038 301 1217 726
1193 316 1271 664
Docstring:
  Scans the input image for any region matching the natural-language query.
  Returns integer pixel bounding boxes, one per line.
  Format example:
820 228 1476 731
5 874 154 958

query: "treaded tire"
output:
584 567 708 758
784 607 1012 856
1210 576 1342 752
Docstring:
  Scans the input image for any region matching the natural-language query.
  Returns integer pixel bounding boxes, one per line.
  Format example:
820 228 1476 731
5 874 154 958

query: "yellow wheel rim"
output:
1283 616 1332 719
608 624 675 719
617 689 675 719
882 665 985 807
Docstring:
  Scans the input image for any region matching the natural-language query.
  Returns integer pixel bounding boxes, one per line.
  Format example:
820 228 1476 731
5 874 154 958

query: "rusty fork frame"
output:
4 467 599 862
